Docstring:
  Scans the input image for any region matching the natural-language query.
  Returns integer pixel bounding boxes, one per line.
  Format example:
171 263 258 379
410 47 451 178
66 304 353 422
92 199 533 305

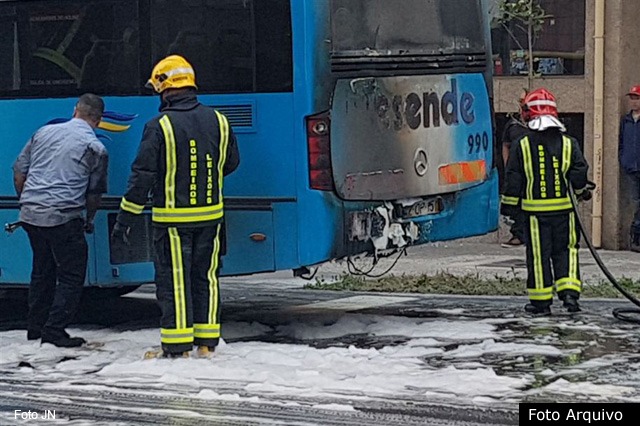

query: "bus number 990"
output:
467 132 489 154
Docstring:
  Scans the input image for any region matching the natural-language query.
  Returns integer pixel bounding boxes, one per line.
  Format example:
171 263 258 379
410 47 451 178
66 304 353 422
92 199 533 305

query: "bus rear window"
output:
331 0 484 56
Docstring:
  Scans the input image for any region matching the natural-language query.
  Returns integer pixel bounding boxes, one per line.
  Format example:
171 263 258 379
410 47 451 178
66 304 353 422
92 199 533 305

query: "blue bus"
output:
0 0 498 289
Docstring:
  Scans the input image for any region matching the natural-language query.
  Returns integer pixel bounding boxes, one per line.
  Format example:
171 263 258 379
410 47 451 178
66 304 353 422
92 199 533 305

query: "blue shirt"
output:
13 118 109 227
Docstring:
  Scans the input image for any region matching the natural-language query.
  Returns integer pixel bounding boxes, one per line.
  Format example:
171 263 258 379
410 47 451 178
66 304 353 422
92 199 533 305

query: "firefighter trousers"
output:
153 224 222 354
525 212 581 307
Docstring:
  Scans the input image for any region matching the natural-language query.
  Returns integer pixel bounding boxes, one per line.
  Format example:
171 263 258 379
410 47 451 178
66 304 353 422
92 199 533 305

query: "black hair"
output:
76 93 105 122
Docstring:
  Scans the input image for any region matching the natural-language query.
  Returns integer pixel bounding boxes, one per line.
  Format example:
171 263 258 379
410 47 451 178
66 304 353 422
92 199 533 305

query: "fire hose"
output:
570 188 640 324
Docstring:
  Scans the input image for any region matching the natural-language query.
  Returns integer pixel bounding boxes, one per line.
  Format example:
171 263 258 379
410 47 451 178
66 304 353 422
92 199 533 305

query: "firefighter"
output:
501 88 591 315
500 89 529 247
112 55 240 357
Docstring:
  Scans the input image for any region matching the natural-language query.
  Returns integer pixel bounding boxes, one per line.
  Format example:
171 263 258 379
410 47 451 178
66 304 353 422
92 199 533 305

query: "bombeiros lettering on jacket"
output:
538 145 547 198
189 139 198 205
189 139 216 205
377 78 476 131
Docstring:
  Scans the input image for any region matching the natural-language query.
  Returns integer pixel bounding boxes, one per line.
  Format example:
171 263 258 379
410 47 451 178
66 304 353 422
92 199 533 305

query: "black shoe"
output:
501 236 524 248
41 330 86 348
563 296 581 313
524 303 551 316
27 329 41 341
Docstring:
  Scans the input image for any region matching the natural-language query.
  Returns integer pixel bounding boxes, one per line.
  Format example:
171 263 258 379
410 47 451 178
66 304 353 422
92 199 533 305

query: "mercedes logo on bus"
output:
414 148 428 176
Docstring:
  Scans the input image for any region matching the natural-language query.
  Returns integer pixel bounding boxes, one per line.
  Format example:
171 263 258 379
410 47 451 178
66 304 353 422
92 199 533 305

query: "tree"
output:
495 0 552 88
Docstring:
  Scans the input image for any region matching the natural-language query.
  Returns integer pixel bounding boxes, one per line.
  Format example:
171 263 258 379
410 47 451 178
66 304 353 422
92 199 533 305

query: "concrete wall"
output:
492 0 640 249
493 76 585 113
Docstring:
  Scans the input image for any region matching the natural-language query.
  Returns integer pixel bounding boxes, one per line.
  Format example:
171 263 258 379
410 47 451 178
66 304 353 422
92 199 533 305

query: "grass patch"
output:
304 272 640 299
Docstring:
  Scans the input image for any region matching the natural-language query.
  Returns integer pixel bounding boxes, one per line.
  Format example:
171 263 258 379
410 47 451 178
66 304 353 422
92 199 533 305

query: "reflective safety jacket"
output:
117 91 240 227
501 129 588 214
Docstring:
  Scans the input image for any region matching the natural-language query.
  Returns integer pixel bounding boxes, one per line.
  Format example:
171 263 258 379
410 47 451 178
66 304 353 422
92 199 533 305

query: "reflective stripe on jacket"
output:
117 91 240 227
501 129 588 214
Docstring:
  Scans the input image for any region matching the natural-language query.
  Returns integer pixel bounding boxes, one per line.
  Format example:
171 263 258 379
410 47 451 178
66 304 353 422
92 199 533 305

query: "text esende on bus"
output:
374 79 476 130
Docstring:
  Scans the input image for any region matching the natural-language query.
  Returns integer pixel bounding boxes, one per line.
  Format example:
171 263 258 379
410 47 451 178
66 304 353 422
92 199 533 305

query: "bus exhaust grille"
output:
212 103 255 132
331 52 487 76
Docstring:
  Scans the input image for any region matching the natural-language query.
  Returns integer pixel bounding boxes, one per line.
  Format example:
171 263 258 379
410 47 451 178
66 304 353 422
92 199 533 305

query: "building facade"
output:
492 0 640 249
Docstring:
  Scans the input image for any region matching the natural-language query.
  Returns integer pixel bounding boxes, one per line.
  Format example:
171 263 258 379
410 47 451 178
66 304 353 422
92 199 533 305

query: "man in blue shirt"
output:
13 93 109 347
619 85 640 252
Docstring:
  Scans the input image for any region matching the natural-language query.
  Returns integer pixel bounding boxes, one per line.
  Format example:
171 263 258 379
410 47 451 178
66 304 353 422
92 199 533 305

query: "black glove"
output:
576 189 592 202
575 181 596 202
84 220 95 234
500 203 519 217
111 221 131 245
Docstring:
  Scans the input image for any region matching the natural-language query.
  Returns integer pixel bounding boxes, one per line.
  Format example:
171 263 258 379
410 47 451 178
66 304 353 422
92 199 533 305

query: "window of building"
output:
490 0 585 77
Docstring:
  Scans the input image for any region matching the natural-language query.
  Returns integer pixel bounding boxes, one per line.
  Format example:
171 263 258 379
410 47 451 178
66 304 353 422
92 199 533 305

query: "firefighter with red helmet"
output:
501 88 591 315
112 55 240 357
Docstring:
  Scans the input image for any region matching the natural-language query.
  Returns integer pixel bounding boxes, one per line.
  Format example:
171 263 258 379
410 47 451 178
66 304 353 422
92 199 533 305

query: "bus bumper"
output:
346 170 499 253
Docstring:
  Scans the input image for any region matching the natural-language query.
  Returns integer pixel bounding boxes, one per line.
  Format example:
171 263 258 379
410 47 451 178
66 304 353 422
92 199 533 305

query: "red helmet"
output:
522 88 558 120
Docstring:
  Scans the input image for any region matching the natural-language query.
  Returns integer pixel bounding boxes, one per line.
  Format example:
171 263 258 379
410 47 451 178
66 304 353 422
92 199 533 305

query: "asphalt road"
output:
1 278 639 425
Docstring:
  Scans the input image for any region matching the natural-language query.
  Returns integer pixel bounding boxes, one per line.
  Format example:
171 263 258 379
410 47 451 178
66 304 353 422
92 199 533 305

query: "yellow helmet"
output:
146 55 197 93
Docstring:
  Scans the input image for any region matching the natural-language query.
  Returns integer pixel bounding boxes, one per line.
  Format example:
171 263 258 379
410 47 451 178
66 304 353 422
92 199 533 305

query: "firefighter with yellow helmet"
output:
112 55 240 357
501 88 591 315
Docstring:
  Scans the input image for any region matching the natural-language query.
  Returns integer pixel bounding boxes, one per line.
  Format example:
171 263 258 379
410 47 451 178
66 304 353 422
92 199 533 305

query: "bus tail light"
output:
306 111 334 191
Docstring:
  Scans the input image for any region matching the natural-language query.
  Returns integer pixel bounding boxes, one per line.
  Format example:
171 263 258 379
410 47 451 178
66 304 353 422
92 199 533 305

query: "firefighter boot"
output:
562 295 581 313
27 329 41 341
524 303 551 316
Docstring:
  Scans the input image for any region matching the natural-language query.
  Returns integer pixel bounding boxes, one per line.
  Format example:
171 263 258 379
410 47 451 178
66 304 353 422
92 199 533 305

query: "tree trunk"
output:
527 19 534 89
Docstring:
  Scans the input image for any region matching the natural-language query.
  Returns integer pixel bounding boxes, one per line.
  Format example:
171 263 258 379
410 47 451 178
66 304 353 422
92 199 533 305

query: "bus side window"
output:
150 0 292 94
0 1 140 98
166 30 219 91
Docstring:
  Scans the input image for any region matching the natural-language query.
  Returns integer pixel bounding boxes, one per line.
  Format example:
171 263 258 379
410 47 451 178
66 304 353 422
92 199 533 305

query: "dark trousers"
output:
631 173 640 241
153 224 222 354
525 212 581 307
23 219 87 335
